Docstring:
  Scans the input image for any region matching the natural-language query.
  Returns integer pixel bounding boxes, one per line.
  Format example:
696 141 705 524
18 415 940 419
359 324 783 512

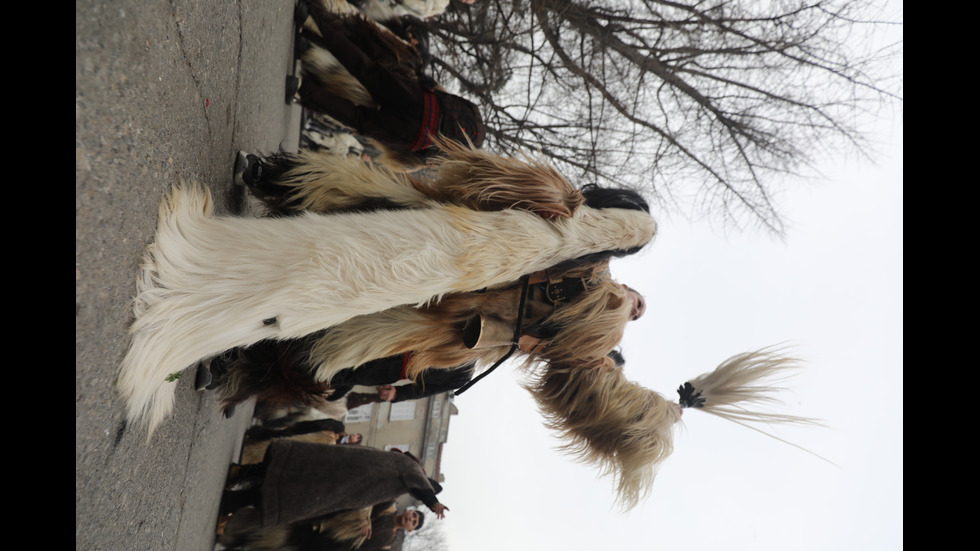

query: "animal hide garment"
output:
118 184 655 436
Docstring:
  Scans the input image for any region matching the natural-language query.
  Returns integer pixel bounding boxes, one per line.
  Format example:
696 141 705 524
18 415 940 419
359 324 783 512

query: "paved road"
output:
77 2 300 549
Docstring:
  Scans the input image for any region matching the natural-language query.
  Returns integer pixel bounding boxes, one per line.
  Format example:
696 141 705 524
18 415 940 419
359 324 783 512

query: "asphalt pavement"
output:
77 2 301 549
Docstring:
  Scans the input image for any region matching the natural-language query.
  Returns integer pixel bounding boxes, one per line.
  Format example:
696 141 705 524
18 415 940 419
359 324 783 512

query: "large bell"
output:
461 315 516 349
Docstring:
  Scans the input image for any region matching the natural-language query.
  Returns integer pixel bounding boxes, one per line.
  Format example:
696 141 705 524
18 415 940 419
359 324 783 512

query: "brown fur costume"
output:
298 2 482 171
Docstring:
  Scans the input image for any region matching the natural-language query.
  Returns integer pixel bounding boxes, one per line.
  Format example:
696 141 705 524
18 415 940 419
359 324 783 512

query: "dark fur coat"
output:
260 441 437 527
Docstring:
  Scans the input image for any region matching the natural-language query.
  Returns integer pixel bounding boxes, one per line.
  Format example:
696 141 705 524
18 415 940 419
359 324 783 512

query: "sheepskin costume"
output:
118 183 654 436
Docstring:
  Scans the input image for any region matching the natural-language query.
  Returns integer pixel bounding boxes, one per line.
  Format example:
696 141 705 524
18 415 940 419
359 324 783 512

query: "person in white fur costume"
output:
119 143 819 511
118 142 655 438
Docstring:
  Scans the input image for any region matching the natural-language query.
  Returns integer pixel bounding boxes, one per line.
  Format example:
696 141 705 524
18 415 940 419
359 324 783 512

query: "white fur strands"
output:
686 346 822 427
452 206 655 291
119 185 655 436
120 184 462 436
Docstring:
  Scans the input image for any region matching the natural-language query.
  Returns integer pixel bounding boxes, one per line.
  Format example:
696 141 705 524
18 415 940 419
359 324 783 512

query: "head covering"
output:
433 90 485 148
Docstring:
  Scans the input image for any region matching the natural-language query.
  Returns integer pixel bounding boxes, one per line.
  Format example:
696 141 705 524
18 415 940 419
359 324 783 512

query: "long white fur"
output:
119 184 655 436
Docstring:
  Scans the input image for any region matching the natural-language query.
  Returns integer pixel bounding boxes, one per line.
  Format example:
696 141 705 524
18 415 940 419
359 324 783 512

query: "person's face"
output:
350 433 363 444
625 287 646 321
397 510 421 532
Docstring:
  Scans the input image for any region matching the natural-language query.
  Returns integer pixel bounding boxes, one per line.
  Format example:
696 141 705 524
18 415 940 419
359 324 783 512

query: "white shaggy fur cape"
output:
119 184 655 435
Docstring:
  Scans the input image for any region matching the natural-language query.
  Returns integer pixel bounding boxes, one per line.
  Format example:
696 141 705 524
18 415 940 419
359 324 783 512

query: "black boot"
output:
194 362 213 392
219 487 261 516
195 353 230 391
286 75 301 105
233 151 265 188
294 34 310 59
226 462 268 489
294 0 310 26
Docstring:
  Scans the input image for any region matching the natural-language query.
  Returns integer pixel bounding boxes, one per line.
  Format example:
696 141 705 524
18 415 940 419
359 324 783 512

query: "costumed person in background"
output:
218 501 423 551
118 139 655 436
219 442 448 528
289 0 484 171
236 418 352 465
243 417 346 441
351 0 472 21
198 339 479 413
291 5 432 111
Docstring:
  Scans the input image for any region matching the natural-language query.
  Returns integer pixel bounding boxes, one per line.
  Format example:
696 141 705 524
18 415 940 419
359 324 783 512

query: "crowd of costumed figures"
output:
116 1 820 549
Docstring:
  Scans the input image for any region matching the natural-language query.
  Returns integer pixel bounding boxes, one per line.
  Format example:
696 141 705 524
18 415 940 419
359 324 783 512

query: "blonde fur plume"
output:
526 359 680 510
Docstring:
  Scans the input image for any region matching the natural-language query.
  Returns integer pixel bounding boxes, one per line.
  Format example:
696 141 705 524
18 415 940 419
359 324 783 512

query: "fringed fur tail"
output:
117 184 216 437
687 346 818 427
274 141 586 220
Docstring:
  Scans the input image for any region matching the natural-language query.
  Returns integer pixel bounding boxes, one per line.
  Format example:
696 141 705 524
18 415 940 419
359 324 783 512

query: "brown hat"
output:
434 91 485 148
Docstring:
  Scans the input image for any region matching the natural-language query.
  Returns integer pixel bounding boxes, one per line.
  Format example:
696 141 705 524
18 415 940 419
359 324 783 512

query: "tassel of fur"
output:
687 346 822 427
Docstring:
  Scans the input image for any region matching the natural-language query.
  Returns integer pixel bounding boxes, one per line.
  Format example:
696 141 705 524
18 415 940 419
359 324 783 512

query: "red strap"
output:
409 91 440 151
400 351 414 380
